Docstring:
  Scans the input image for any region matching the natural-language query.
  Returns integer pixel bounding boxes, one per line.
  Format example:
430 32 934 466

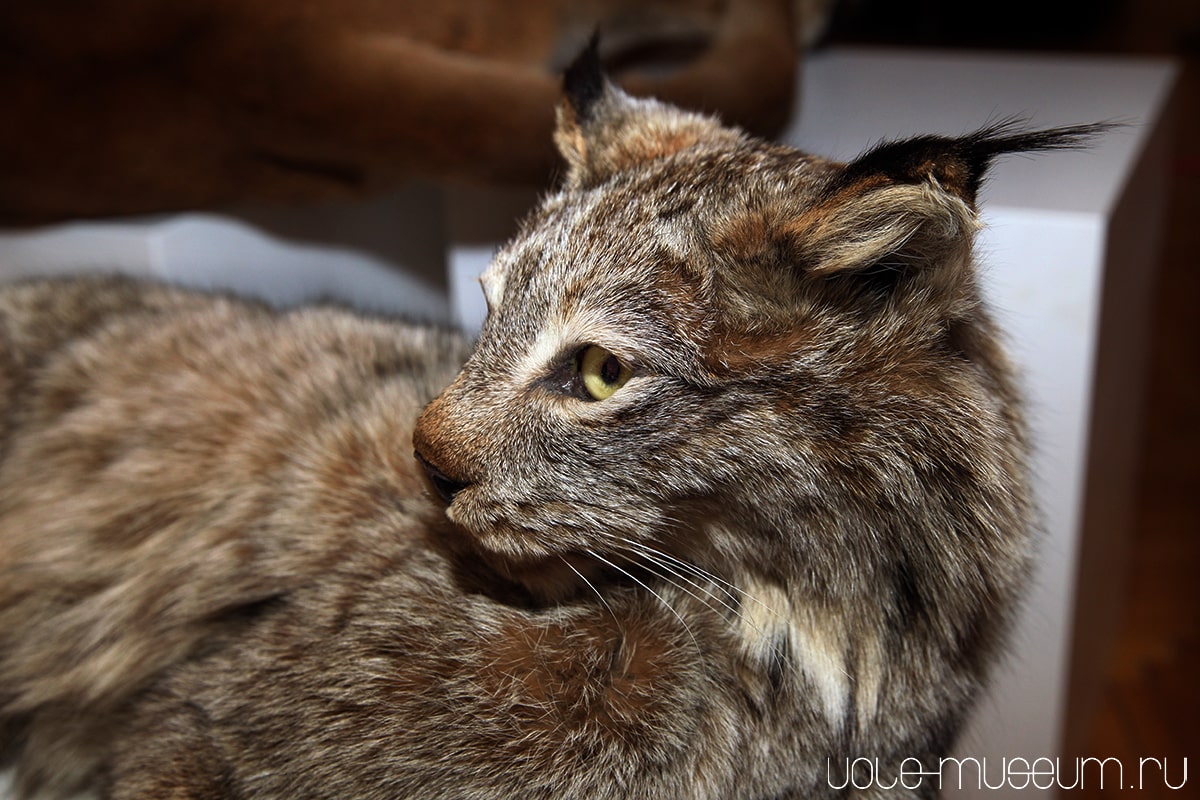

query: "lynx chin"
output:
0 42 1104 800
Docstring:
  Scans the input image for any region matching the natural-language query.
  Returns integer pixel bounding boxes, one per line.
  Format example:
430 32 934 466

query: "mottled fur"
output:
1 52 1100 799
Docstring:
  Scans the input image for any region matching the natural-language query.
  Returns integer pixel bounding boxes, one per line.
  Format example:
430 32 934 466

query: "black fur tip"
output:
963 118 1116 167
958 119 1117 199
562 33 605 122
830 119 1117 204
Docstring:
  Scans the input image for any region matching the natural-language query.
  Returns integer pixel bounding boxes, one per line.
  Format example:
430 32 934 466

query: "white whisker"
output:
612 540 746 622
587 533 791 677
609 538 738 606
559 556 623 633
601 531 781 619
583 548 701 654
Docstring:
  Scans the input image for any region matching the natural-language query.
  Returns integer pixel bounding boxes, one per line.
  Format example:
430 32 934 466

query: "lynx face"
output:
414 184 728 564
417 138 868 590
413 56 1093 614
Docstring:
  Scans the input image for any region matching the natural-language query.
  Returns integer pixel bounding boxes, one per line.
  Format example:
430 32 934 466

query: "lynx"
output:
0 48 1098 799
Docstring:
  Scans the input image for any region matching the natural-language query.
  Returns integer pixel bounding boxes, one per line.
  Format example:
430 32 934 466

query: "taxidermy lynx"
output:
0 49 1100 799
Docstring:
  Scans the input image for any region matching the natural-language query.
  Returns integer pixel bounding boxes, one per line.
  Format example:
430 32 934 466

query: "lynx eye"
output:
577 345 631 401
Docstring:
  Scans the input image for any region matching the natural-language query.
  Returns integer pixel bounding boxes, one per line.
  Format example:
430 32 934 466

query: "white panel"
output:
0 185 450 322
0 223 157 282
151 212 447 322
949 209 1107 798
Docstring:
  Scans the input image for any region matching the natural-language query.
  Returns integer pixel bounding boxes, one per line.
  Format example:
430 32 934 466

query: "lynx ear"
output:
554 38 740 188
788 122 1108 277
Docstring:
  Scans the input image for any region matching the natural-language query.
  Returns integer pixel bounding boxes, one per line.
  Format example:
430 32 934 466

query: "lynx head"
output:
413 45 1094 607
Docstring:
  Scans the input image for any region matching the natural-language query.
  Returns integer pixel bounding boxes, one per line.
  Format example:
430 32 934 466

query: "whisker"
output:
589 534 792 677
559 556 623 633
613 540 746 622
602 532 781 619
621 544 793 675
607 537 740 608
584 548 702 655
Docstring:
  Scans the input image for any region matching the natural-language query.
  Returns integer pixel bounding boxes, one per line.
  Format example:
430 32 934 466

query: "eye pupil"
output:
600 355 621 385
577 345 630 401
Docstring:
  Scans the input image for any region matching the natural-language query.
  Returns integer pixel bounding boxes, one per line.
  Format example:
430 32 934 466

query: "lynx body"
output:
0 52 1098 799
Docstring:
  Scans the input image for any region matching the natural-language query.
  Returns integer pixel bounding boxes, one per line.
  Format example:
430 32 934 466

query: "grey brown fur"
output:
2 54 1096 798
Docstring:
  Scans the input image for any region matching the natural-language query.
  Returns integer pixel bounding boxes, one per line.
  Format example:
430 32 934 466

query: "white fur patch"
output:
738 579 853 726
479 262 507 313
855 635 884 730
514 324 566 388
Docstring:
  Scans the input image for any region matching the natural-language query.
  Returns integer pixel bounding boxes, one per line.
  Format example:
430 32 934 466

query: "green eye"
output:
577 345 631 401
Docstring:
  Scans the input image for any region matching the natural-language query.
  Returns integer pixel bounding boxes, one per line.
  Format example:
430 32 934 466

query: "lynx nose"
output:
414 451 471 504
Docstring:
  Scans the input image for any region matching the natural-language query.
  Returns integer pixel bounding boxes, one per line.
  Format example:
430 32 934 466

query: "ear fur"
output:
788 181 977 280
554 37 740 188
790 121 1111 277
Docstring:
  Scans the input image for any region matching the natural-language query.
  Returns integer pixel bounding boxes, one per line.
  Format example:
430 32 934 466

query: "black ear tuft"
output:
562 33 605 123
956 119 1115 195
826 120 1114 206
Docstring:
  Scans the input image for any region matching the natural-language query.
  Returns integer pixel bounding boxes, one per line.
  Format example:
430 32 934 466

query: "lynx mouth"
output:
436 508 606 602
414 451 471 505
